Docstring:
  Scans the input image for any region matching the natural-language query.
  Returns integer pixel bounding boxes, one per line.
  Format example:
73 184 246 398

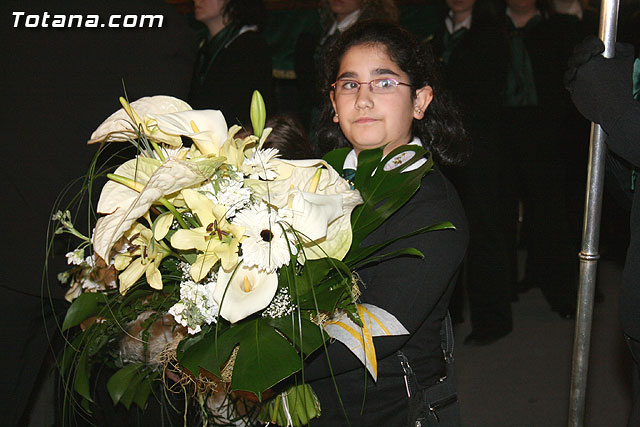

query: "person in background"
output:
501 0 579 319
189 0 273 127
432 0 513 344
565 35 640 426
294 0 398 146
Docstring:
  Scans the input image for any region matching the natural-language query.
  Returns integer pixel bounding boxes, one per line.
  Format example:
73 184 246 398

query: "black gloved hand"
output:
565 35 636 131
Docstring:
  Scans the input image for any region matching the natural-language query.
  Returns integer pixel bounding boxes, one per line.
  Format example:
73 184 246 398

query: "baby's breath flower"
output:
262 288 296 319
66 249 85 266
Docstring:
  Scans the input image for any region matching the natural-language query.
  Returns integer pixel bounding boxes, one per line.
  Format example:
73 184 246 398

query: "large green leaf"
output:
107 363 143 406
221 318 304 398
62 292 105 331
176 328 225 378
324 145 434 266
268 314 326 356
119 369 150 410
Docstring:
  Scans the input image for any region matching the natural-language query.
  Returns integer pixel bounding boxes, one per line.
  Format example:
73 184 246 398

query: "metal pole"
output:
568 1 619 425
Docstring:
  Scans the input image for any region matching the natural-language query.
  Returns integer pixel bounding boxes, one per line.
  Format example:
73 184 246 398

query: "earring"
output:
334 113 339 119
415 108 422 114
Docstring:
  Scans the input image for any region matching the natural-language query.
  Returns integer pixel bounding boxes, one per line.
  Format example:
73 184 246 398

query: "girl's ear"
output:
413 85 434 120
330 91 339 123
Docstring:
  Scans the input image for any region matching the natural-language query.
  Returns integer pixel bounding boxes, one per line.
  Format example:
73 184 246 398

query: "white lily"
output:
170 189 244 281
214 263 278 324
88 95 192 146
114 222 168 294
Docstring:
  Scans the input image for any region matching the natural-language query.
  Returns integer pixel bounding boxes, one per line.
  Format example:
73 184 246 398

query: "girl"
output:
303 20 470 425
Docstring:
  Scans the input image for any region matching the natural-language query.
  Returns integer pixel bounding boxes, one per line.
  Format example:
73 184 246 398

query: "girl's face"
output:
330 44 433 155
194 0 226 24
329 0 361 21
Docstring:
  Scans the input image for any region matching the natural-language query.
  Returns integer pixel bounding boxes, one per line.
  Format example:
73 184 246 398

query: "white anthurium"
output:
93 159 216 261
152 109 228 156
97 157 162 214
214 263 278 323
323 304 409 381
88 96 192 146
170 189 245 281
248 159 363 261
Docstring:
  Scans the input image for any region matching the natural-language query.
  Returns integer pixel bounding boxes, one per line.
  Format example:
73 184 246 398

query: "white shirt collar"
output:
553 0 583 19
343 137 427 173
445 11 472 34
326 9 362 39
224 25 258 48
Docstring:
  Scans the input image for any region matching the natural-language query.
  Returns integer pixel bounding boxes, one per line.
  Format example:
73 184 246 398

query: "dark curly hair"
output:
316 20 471 166
223 0 266 30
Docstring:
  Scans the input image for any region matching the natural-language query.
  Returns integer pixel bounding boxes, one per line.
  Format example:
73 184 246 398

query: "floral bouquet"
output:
50 92 452 425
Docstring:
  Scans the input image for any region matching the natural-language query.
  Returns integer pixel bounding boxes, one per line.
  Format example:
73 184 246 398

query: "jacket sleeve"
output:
604 100 640 168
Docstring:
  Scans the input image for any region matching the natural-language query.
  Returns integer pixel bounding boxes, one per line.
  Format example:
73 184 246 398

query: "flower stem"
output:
158 197 189 229
149 140 165 162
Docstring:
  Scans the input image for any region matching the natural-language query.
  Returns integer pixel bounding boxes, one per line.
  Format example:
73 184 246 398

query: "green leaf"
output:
62 292 104 331
119 369 149 410
73 351 92 402
350 221 455 268
107 363 143 406
176 327 224 378
323 147 351 174
133 377 153 410
269 314 326 356
222 318 303 398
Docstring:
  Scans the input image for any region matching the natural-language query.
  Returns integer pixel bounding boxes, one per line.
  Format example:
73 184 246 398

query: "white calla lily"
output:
284 192 343 241
88 96 192 145
214 264 278 323
249 159 363 261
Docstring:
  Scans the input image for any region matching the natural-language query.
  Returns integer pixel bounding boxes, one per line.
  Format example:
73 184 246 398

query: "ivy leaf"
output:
62 292 104 331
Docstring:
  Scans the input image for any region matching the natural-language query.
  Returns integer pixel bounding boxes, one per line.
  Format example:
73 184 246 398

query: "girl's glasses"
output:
331 78 412 95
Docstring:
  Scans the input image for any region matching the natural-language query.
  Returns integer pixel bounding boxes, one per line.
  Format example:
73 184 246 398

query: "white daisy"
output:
234 203 294 272
241 147 280 180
